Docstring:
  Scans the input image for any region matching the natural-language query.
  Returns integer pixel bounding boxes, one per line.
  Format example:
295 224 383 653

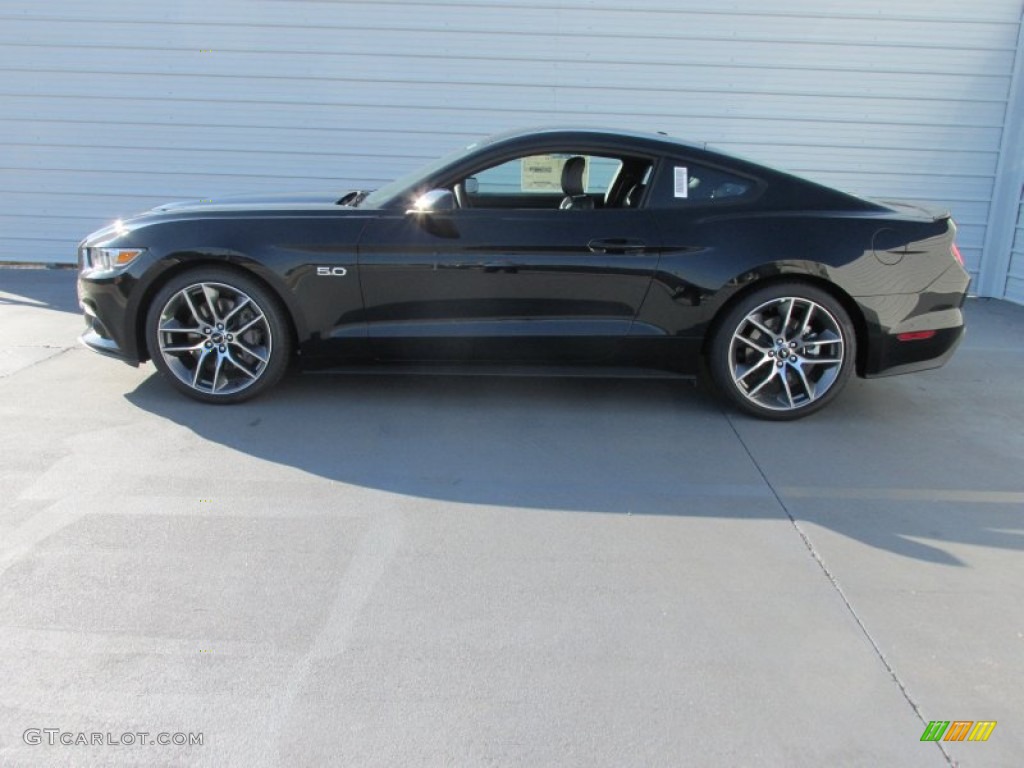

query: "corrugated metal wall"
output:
1 0 1021 296
1009 192 1024 303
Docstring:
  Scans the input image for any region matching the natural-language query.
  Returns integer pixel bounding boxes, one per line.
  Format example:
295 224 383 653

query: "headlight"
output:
80 247 147 274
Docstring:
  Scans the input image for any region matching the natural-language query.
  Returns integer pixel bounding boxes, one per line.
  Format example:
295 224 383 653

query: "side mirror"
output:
408 188 455 214
407 189 459 238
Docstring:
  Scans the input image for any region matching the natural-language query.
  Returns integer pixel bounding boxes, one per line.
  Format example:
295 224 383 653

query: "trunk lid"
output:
873 199 951 221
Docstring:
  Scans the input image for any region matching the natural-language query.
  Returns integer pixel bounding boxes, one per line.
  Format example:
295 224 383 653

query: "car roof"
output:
479 126 707 153
474 127 781 180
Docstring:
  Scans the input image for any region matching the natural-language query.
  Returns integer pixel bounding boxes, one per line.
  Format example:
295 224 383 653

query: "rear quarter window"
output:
648 160 756 207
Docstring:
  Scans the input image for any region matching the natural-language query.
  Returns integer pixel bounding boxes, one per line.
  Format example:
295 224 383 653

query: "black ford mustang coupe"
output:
77 127 969 420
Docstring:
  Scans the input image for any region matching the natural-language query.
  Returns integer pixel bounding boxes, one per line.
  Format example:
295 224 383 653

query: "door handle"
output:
437 261 521 272
588 238 648 254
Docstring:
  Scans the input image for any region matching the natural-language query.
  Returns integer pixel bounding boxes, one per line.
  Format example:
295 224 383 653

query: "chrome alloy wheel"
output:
155 282 272 396
728 296 845 412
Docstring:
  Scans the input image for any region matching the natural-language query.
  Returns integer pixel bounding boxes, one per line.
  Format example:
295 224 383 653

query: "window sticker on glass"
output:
674 166 689 199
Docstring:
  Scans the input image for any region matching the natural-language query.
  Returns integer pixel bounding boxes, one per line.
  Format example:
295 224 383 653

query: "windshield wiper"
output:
336 190 369 207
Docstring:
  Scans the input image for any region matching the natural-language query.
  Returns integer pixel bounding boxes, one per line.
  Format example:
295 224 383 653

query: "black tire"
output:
708 282 856 421
145 266 292 404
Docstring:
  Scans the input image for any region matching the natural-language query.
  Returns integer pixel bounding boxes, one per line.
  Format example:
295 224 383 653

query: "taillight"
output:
951 243 964 266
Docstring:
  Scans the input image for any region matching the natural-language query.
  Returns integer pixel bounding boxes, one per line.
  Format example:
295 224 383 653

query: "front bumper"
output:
79 326 138 366
77 273 143 366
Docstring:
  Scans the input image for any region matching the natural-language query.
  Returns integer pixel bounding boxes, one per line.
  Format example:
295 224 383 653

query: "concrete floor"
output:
0 268 1021 767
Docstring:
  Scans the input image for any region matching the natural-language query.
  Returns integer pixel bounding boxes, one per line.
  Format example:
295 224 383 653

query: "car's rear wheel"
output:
708 282 856 420
145 267 291 403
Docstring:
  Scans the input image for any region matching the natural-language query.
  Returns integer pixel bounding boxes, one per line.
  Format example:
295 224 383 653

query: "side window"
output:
648 160 755 207
462 153 624 209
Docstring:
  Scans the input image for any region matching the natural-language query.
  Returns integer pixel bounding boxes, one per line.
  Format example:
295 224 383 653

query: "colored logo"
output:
920 721 996 742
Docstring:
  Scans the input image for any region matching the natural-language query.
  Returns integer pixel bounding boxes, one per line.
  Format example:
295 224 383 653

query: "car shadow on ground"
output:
127 371 755 512
125 365 1024 566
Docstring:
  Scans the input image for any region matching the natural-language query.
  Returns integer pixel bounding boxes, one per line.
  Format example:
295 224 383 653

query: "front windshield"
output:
360 141 480 208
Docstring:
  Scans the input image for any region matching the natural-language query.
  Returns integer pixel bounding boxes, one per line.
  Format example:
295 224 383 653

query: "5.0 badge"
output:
316 266 348 276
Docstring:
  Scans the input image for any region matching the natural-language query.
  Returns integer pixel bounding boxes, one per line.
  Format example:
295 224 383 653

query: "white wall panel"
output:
0 0 1021 290
1007 193 1024 303
979 10 1024 301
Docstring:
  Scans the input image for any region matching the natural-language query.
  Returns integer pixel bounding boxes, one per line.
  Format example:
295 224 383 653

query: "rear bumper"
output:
863 323 963 378
858 259 969 378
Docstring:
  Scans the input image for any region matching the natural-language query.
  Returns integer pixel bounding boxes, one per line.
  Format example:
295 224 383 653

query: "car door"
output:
356 153 661 363
633 156 763 340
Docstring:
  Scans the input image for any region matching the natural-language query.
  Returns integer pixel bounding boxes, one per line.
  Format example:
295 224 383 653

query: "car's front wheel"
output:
145 267 292 403
708 282 856 420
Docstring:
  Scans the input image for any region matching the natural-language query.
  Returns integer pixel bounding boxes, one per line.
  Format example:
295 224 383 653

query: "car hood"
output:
149 191 352 214
80 191 371 247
